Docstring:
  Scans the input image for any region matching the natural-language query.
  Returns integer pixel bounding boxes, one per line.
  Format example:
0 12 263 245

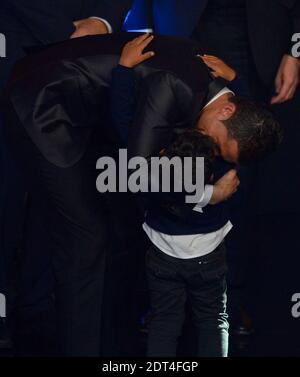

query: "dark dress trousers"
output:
4 33 212 356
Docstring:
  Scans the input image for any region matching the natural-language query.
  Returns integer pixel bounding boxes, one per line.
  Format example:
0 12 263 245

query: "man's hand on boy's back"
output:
210 169 240 205
119 33 155 68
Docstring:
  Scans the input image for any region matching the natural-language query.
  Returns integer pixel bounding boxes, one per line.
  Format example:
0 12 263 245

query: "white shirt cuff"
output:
193 185 214 213
89 17 113 33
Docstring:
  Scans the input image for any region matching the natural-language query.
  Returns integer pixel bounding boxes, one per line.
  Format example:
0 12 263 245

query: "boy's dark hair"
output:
224 96 283 165
163 129 216 184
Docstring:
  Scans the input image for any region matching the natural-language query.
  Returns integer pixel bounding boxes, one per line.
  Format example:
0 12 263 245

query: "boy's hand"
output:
199 54 236 82
119 33 155 68
209 169 240 205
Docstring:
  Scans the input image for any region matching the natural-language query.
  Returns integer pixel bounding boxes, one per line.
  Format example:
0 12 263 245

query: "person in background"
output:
0 0 133 355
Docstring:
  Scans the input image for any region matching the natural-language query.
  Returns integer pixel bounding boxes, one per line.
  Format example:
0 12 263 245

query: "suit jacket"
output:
124 0 300 86
5 33 213 168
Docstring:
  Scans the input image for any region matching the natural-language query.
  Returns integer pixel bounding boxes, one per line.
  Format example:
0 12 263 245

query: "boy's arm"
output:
200 54 251 97
111 65 136 145
111 33 155 145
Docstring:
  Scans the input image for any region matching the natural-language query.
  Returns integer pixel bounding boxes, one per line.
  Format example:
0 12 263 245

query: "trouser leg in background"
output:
5 109 111 356
0 41 27 346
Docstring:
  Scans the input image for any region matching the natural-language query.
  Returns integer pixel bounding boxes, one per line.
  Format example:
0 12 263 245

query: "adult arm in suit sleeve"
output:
128 71 193 159
281 0 300 54
7 0 75 44
127 70 203 209
271 0 300 104
290 0 300 38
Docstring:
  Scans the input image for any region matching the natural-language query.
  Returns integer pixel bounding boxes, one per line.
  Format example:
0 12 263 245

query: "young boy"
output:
111 34 242 357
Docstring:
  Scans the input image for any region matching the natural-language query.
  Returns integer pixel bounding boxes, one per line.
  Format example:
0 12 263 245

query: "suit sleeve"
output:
111 65 137 145
278 0 300 55
290 0 300 33
93 0 134 31
128 71 193 159
127 70 199 210
228 75 251 97
291 0 300 57
8 0 75 44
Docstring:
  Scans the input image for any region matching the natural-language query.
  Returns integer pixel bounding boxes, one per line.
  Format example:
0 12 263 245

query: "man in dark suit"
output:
0 0 132 355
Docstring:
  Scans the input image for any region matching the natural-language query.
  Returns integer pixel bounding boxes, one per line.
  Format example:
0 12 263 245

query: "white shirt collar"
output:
204 86 235 109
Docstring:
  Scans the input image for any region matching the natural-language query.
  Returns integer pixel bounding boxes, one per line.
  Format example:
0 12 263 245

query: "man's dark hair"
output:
224 97 283 165
163 129 216 184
